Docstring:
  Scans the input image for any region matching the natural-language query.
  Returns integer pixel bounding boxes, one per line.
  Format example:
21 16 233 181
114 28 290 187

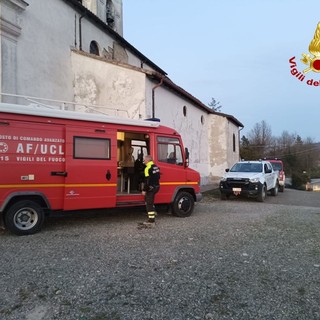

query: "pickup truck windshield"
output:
230 163 262 173
271 163 283 171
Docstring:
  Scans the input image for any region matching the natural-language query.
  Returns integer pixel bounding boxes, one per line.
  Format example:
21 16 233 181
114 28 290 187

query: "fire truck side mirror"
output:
185 147 189 167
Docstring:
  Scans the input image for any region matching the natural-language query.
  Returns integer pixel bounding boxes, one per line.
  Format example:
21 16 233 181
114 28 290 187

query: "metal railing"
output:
0 92 129 117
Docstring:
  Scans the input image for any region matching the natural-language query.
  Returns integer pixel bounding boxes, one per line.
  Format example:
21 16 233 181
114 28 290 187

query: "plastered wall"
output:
71 52 145 118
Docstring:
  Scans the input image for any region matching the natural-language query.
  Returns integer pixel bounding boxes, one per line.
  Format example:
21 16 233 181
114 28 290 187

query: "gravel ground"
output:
0 189 320 320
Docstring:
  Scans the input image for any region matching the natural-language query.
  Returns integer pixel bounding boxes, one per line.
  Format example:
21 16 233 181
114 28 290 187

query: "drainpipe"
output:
151 78 164 118
74 14 77 48
239 126 244 161
79 14 85 51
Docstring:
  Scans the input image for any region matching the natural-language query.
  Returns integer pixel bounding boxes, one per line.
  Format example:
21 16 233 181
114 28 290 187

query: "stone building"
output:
0 0 243 186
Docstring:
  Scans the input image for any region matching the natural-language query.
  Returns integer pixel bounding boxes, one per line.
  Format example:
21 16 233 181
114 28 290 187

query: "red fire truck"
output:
0 103 202 235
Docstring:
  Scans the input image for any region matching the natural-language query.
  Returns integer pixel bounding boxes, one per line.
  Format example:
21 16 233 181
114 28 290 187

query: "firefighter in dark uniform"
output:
141 155 160 225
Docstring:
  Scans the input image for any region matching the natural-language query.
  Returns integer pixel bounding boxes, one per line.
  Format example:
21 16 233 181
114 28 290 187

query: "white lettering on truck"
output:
16 143 64 155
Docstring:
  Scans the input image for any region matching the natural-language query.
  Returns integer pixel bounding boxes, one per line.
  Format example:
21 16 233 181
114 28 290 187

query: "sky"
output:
122 0 320 142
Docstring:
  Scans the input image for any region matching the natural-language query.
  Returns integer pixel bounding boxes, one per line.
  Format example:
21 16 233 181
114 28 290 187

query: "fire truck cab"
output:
0 103 202 235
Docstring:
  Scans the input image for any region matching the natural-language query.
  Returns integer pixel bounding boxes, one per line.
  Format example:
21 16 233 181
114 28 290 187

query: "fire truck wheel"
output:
5 200 45 236
172 191 194 217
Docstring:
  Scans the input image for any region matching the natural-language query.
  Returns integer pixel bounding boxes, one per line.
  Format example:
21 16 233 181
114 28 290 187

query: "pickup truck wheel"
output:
257 185 266 202
5 200 45 236
172 192 194 217
271 182 279 196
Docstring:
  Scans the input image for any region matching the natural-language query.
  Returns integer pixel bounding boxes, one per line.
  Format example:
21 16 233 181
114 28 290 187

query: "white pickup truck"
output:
219 160 279 202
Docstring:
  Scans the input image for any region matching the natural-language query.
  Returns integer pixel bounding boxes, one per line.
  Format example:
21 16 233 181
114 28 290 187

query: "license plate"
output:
232 188 241 192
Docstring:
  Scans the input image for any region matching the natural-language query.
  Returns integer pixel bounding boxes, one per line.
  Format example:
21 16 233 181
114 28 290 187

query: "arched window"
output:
183 105 187 117
90 41 100 56
106 0 115 25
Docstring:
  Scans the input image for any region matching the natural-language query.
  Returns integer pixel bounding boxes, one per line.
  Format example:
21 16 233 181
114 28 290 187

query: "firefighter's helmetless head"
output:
144 155 152 164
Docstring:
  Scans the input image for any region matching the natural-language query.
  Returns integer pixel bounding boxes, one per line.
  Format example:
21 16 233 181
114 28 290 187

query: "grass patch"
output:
202 188 221 201
297 287 306 296
80 306 92 313
19 288 30 301
91 313 121 320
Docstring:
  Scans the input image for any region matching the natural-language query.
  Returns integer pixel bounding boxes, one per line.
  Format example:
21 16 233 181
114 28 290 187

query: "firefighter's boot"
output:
147 211 156 223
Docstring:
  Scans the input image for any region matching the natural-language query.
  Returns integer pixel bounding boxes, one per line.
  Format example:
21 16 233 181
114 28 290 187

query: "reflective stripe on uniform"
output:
148 211 156 219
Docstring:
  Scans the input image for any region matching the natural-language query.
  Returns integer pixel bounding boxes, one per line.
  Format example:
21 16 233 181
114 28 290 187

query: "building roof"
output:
146 72 244 128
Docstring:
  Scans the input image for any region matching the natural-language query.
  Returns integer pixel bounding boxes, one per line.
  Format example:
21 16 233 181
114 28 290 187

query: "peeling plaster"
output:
112 73 134 96
72 52 145 117
74 74 98 111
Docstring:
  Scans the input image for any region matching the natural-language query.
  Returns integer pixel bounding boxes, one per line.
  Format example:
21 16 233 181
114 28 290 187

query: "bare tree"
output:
208 97 222 112
268 131 296 158
277 131 296 151
241 121 320 188
248 120 273 157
